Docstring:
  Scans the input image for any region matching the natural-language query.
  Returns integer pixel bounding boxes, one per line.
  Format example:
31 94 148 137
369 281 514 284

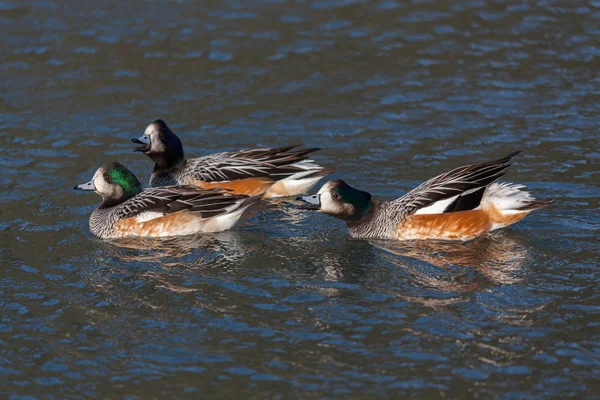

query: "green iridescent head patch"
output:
104 162 142 195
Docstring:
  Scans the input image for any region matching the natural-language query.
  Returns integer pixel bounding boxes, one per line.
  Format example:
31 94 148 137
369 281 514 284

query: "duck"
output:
131 119 333 198
74 162 259 239
297 152 552 241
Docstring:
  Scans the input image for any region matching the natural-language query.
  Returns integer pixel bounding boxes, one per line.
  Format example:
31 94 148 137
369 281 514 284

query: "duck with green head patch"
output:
74 162 260 239
297 152 553 241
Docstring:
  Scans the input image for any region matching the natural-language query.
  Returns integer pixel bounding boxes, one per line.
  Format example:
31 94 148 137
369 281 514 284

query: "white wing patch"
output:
415 186 487 215
414 195 460 215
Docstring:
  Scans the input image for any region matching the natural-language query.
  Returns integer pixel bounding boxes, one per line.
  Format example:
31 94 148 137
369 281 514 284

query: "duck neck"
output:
346 200 379 238
98 185 142 209
98 193 134 209
151 149 185 173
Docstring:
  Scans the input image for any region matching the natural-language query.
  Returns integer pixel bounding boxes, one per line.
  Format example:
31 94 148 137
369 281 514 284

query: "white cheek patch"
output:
92 170 107 193
319 192 336 213
144 123 157 136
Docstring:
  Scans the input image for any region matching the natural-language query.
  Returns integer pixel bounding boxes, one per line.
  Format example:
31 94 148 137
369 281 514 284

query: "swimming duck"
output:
131 119 332 198
74 162 259 239
297 152 552 241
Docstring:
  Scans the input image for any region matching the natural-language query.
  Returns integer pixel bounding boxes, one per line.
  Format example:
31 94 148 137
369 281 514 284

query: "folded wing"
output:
116 186 254 221
185 144 324 182
390 152 521 218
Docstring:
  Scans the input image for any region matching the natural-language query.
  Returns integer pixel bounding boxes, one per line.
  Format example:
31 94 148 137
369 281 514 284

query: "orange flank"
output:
396 204 532 241
114 212 202 238
189 177 274 196
484 203 531 228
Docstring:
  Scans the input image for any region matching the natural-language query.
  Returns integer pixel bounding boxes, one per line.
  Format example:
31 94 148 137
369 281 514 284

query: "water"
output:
1 0 599 397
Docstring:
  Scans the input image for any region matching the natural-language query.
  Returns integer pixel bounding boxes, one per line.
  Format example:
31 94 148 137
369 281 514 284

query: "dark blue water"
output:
1 0 599 398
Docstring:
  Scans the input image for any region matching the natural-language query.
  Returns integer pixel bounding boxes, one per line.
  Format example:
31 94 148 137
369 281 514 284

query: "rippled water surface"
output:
1 0 599 398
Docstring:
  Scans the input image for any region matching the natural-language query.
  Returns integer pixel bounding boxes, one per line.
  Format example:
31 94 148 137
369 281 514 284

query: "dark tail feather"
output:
518 199 553 211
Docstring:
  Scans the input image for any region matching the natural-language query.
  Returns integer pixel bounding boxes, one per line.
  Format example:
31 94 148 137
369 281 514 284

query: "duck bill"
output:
74 180 95 191
296 194 321 210
131 136 151 152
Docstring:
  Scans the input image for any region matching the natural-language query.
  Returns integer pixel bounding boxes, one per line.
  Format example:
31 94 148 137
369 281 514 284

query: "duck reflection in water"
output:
81 231 260 317
374 234 529 296
98 230 257 268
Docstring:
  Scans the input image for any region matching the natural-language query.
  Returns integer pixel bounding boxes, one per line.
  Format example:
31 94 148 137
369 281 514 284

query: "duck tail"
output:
480 182 553 230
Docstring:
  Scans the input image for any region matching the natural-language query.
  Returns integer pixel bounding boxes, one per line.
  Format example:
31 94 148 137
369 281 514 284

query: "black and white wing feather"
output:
184 145 322 182
115 186 254 220
389 152 520 218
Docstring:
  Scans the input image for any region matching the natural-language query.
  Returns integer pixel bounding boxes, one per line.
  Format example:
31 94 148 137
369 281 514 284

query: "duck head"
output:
75 162 143 208
132 119 185 169
297 179 372 221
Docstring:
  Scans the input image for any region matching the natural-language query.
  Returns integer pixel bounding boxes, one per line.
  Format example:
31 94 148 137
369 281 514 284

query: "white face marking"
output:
134 123 155 147
315 182 345 216
144 123 157 137
319 191 337 214
92 168 123 200
141 123 165 153
314 182 341 214
92 169 107 194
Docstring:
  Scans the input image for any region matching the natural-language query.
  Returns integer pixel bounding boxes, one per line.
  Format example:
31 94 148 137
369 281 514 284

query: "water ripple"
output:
0 0 598 398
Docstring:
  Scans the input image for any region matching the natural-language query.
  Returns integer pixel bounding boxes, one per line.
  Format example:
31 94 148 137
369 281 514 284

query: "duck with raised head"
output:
297 152 552 241
131 120 333 198
74 163 259 238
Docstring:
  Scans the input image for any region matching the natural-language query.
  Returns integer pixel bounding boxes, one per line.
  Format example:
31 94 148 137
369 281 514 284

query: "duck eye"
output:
332 193 339 199
104 175 112 183
159 132 165 141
